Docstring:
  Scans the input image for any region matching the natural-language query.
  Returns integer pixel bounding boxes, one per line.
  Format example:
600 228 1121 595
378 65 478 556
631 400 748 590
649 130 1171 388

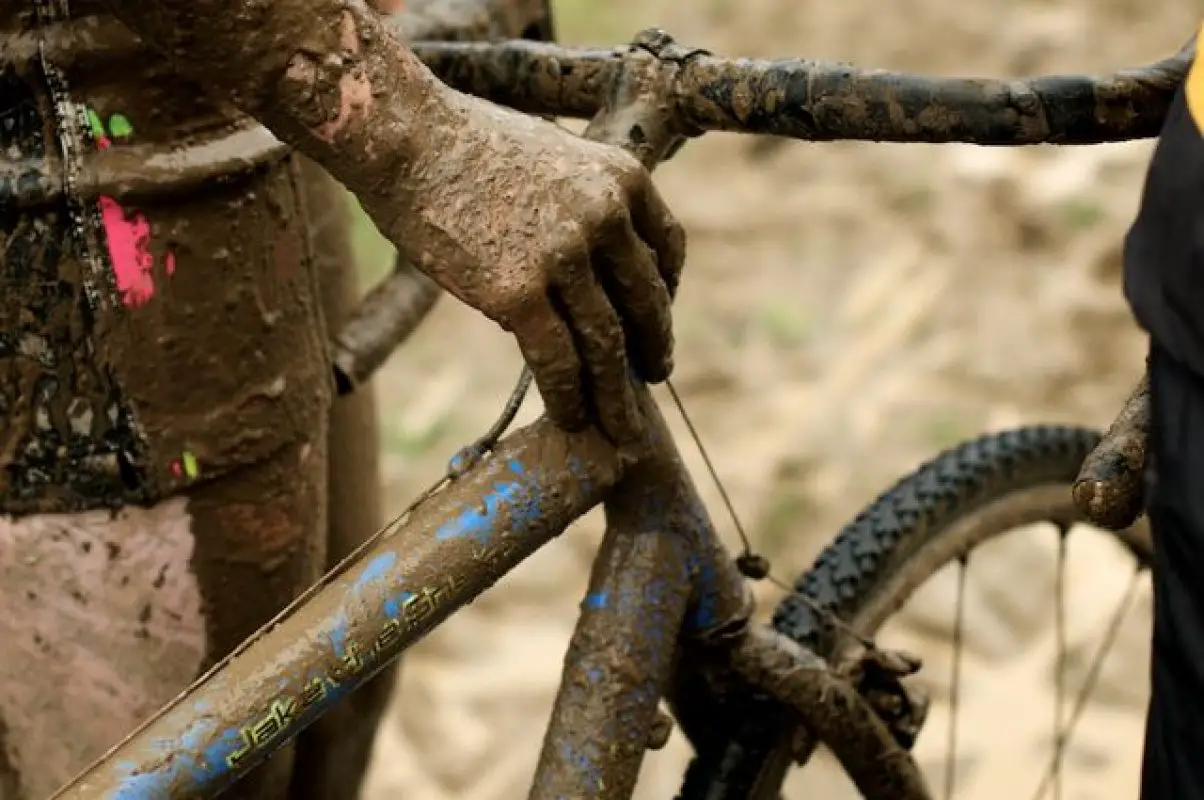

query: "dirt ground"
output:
348 0 1198 797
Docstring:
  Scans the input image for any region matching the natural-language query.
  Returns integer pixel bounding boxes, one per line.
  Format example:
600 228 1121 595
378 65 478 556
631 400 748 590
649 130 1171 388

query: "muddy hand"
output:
400 90 686 446
96 0 682 447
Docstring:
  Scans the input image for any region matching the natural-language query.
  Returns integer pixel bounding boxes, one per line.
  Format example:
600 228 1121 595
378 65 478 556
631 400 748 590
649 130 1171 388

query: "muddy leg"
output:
286 157 397 800
188 435 330 798
0 501 209 800
0 440 327 800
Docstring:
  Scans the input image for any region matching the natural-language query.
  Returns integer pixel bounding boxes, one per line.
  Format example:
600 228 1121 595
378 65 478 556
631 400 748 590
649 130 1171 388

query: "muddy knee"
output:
187 438 330 663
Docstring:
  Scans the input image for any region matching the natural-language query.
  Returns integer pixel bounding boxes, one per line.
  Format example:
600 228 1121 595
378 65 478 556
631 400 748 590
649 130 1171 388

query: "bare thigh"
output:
0 434 328 800
0 500 206 799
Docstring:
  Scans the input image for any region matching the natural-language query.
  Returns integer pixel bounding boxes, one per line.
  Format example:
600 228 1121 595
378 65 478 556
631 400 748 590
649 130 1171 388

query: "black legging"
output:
1141 341 1204 799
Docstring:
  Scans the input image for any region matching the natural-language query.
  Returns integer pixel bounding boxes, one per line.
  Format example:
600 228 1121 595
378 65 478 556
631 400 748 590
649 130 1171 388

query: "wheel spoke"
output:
945 554 970 800
1052 524 1069 800
1029 564 1144 800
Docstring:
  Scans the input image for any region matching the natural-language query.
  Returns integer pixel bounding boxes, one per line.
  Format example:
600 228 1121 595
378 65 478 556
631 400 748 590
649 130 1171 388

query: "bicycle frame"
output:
49 13 1189 800
53 386 924 799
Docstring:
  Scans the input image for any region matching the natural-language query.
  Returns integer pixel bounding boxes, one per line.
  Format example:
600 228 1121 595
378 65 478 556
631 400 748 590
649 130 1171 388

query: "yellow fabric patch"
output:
1187 23 1204 132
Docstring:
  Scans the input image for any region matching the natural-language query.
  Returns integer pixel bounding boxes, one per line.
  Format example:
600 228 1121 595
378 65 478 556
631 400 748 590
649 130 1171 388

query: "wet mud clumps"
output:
99 0 435 199
408 36 1188 145
1 0 560 516
95 0 569 292
1 5 329 514
407 39 616 119
728 628 932 800
673 44 1189 145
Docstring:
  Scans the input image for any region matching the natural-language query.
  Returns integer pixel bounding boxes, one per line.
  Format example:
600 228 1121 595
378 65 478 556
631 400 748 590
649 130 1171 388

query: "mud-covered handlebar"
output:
410 35 1190 144
335 31 1190 392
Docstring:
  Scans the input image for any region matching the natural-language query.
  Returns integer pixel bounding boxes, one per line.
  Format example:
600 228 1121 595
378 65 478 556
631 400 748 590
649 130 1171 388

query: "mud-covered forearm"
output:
101 0 449 227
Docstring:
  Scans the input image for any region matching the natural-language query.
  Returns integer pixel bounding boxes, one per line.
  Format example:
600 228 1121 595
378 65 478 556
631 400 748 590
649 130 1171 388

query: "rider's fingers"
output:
628 179 687 299
594 215 674 383
554 261 642 446
511 298 588 432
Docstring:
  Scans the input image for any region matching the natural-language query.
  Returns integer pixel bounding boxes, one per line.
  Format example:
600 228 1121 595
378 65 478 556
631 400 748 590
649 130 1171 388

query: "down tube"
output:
52 419 621 800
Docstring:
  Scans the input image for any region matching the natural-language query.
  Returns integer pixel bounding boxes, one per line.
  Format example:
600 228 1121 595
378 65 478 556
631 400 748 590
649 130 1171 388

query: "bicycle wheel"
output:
679 424 1152 799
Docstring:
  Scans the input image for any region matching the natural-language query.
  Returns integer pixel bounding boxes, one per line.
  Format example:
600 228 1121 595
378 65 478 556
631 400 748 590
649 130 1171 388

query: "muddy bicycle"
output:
42 5 1178 799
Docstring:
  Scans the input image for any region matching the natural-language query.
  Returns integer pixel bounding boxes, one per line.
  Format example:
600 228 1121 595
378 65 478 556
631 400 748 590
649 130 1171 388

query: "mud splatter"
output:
0 499 206 799
307 11 375 144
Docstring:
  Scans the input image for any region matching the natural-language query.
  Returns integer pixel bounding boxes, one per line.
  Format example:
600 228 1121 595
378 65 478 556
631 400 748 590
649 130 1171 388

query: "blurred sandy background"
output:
347 0 1198 797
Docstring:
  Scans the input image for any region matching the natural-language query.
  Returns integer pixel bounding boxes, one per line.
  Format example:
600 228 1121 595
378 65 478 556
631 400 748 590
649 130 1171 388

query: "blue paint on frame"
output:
106 456 552 798
330 551 408 657
329 619 350 659
557 740 604 793
354 552 396 592
690 558 720 631
111 720 245 799
383 589 414 618
434 481 522 544
583 591 608 610
566 455 595 496
435 459 543 545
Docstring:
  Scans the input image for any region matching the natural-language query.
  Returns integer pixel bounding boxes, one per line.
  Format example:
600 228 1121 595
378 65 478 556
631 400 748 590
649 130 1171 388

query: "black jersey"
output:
1124 28 1204 377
